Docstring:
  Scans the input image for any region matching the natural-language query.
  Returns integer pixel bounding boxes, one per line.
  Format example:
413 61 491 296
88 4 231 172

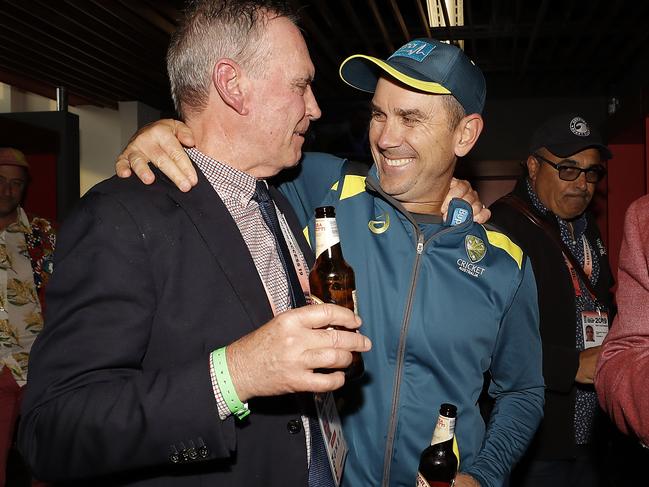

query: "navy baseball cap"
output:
529 114 612 160
339 38 486 115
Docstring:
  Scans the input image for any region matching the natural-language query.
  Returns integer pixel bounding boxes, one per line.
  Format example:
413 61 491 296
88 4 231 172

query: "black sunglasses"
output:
533 153 607 183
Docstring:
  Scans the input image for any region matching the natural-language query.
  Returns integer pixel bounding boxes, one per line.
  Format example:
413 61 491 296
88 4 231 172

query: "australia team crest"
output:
465 235 486 263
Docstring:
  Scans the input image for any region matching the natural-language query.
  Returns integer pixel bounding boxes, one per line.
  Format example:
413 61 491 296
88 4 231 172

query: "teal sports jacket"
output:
277 152 544 487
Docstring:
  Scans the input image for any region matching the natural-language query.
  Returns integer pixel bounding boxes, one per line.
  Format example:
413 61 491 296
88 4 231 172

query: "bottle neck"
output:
314 216 341 259
430 414 455 446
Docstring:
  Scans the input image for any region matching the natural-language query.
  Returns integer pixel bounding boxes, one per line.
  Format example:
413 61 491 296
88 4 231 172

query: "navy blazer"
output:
19 166 315 486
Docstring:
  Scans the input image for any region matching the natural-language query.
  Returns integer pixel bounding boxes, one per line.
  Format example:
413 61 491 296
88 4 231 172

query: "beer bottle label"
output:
314 218 340 258
431 416 455 446
416 474 453 487
416 472 431 487
309 294 324 305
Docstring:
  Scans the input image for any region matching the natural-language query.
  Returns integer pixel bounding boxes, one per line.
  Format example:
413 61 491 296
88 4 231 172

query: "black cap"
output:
529 114 612 160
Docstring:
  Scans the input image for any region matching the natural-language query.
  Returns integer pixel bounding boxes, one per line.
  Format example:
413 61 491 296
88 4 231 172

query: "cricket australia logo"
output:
465 235 486 263
457 235 487 278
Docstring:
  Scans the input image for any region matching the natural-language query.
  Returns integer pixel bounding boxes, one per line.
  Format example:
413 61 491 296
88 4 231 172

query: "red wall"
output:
606 116 648 283
24 153 58 222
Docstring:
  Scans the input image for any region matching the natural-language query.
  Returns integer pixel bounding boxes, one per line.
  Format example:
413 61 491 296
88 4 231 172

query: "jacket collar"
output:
365 164 473 228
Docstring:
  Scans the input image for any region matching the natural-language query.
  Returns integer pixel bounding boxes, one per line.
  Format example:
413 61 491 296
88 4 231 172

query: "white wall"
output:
69 104 122 195
0 83 160 195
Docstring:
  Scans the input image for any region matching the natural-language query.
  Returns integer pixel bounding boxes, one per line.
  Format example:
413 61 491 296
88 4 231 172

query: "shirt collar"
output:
186 147 257 206
5 206 31 235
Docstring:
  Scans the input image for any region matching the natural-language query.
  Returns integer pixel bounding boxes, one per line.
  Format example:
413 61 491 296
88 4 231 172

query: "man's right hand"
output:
116 119 198 192
575 346 601 384
227 303 371 401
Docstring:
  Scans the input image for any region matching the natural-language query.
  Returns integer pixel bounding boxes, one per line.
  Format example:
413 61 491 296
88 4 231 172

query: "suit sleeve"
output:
596 197 649 445
18 191 234 482
465 257 545 486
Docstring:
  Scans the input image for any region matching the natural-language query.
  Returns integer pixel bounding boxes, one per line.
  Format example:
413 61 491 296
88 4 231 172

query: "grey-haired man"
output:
118 36 544 487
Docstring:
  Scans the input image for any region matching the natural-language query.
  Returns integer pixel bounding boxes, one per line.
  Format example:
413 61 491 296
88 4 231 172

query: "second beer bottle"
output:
416 403 458 487
308 206 364 380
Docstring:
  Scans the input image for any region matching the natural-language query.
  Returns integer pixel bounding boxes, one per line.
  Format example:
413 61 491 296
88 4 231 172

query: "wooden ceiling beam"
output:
414 0 432 38
389 0 411 44
311 0 352 58
3 1 165 87
0 68 98 107
119 0 177 35
0 32 138 100
85 0 170 46
367 0 394 53
288 0 339 93
0 55 118 108
341 1 376 56
518 0 549 80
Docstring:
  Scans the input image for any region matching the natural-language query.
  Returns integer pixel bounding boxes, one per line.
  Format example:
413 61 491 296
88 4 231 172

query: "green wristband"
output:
211 347 250 420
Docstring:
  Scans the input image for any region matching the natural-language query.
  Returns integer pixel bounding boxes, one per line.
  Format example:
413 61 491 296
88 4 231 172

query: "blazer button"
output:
180 448 189 462
287 419 302 434
187 447 198 460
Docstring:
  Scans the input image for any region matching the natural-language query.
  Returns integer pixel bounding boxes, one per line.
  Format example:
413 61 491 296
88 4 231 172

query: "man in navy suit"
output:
17 1 370 485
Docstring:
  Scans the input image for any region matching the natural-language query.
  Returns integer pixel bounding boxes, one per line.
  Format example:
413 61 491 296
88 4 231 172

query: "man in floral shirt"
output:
0 148 55 485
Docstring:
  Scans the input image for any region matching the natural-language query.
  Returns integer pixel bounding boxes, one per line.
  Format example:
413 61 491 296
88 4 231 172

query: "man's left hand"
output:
455 473 481 487
443 178 490 224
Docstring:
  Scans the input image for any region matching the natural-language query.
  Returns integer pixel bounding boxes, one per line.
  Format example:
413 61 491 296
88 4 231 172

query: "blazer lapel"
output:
162 169 274 330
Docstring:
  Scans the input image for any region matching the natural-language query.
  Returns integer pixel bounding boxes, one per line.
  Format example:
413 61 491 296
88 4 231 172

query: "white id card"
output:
314 392 348 486
581 310 609 349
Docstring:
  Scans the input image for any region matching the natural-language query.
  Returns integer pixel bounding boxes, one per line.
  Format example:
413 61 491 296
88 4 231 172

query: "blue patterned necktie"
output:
252 181 336 487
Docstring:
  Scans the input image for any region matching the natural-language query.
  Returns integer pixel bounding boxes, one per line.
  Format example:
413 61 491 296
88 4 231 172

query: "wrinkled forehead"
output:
263 16 315 76
373 76 433 104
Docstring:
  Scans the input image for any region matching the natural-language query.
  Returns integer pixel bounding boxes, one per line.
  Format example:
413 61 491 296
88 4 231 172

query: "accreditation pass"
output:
314 392 348 485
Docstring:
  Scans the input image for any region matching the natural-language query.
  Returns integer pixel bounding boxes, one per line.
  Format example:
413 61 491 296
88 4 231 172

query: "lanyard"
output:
500 194 602 306
261 209 311 317
563 236 593 299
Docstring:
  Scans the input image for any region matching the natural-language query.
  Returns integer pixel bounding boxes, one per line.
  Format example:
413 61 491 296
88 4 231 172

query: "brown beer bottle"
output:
309 206 364 380
416 403 458 487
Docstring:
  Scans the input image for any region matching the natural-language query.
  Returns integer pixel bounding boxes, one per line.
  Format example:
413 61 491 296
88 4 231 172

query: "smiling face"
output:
368 77 465 214
247 16 321 177
527 147 602 220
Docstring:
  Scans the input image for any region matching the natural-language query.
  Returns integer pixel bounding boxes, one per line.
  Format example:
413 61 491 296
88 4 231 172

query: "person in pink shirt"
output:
596 193 649 446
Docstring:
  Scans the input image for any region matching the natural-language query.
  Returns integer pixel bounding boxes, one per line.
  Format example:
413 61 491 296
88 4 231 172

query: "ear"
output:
212 58 249 115
454 114 483 157
526 155 540 182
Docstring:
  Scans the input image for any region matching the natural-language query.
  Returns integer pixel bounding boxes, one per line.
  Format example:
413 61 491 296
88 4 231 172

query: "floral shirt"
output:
0 207 55 385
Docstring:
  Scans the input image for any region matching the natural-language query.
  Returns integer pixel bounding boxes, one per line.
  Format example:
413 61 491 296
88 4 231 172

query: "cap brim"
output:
546 142 612 161
339 54 451 95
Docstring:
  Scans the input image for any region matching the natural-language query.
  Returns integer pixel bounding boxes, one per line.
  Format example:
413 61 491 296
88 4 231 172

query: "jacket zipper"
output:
381 231 425 486
364 175 465 486
380 224 461 487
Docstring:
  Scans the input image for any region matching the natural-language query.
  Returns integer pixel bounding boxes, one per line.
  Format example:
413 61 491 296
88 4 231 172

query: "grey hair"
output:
167 0 298 119
440 94 466 131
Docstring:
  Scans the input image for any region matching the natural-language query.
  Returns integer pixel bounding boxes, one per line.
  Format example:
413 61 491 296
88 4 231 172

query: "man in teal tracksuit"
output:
117 38 544 487
278 151 543 487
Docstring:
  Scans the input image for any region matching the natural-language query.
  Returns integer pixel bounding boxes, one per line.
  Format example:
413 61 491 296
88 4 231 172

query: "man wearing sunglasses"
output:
490 114 614 487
